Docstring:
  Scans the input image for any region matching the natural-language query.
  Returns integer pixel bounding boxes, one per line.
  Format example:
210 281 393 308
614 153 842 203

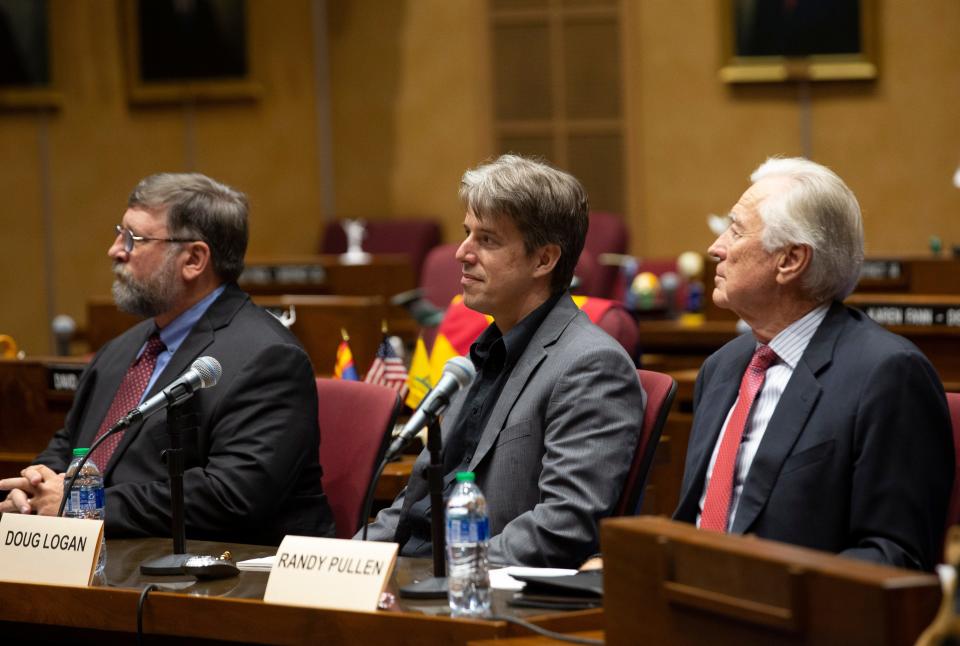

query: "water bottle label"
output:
69 487 104 512
446 517 489 543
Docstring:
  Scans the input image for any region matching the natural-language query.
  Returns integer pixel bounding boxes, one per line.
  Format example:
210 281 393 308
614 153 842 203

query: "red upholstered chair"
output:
321 219 441 281
614 369 678 516
316 378 401 538
595 305 640 364
420 243 462 310
945 392 960 528
580 211 629 299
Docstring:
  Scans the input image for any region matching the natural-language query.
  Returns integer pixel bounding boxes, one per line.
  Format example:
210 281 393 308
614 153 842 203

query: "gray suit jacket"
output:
363 295 645 567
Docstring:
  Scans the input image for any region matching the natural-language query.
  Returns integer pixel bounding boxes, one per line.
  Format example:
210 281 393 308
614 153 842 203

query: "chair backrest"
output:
321 219 441 281
946 392 960 528
595 306 640 364
615 369 678 516
316 378 401 538
420 243 462 310
580 211 628 299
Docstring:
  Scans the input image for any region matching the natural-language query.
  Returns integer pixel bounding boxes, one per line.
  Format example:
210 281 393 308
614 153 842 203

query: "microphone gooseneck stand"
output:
140 397 199 575
398 416 448 599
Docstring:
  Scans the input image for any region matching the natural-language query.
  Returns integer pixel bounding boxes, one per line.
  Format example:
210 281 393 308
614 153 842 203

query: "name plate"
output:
264 536 398 612
0 514 104 586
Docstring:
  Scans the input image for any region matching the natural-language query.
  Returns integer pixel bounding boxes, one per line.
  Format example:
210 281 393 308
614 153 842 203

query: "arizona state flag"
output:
405 334 432 408
334 329 359 380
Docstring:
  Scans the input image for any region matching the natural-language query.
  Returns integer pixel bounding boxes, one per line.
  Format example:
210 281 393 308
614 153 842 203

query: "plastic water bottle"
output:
64 448 106 574
446 471 491 617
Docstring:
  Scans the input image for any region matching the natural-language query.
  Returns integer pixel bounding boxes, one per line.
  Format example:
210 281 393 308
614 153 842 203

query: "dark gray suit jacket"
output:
363 295 645 567
674 302 954 570
35 283 335 545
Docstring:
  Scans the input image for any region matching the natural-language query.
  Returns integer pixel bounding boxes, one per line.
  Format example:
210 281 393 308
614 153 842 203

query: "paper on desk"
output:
237 555 276 572
489 566 578 590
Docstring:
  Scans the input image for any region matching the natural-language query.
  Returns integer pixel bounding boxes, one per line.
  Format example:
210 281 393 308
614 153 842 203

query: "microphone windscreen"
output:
52 314 76 336
444 355 476 389
192 356 223 388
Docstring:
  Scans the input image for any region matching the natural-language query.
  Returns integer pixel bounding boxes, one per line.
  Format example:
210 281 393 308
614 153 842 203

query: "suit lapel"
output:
730 302 844 534
466 297 577 472
106 285 247 474
76 323 154 449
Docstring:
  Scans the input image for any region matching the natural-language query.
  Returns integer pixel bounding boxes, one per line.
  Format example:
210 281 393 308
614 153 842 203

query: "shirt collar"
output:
154 284 226 357
765 303 830 369
470 292 563 370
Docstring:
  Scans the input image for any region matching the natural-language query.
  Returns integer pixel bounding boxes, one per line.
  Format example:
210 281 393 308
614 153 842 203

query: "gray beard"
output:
111 264 180 319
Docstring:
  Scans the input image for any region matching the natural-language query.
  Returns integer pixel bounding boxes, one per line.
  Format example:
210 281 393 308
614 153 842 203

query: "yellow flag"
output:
428 333 459 387
405 334 432 409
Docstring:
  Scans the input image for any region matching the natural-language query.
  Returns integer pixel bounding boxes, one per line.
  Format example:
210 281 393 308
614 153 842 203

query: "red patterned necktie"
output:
700 344 778 532
88 333 166 469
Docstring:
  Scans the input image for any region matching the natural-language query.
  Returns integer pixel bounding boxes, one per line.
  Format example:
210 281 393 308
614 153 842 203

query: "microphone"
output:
119 356 223 427
384 356 476 461
51 314 76 356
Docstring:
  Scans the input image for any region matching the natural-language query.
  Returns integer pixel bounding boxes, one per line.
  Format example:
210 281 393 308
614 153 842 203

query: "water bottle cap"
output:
455 471 475 483
72 448 89 457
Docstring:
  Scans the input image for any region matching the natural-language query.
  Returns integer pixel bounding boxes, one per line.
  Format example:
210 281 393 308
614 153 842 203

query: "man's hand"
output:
0 465 64 516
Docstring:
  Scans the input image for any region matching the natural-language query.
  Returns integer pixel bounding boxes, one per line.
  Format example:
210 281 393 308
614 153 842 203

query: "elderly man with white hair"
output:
673 157 954 571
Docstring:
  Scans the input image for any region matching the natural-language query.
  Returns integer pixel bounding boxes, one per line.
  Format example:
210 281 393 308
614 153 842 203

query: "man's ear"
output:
775 243 812 286
181 241 212 282
532 243 561 278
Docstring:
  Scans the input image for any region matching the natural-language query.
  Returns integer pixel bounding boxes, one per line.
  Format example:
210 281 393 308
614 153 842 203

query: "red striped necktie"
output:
700 344 778 532
88 333 166 469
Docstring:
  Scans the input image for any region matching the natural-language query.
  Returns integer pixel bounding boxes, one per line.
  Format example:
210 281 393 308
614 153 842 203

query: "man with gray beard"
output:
0 173 335 545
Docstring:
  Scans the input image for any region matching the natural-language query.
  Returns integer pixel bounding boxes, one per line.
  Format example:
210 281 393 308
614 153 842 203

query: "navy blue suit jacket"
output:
674 302 954 571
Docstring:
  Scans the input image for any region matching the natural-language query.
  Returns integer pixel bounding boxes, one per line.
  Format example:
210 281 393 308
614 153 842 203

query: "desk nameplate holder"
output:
264 536 398 612
0 513 103 586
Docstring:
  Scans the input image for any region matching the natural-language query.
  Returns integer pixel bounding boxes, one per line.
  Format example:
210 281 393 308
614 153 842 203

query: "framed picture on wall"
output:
719 0 877 83
122 0 261 104
0 0 60 108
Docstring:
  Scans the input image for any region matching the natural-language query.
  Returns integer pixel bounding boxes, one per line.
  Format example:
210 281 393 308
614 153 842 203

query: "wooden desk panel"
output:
86 294 417 376
0 356 87 474
0 537 602 645
602 517 940 646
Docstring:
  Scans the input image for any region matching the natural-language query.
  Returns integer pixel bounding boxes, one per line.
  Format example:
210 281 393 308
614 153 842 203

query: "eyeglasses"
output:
114 225 198 253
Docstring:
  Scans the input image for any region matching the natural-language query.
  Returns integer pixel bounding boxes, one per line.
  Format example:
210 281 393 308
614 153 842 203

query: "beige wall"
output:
0 1 325 354
624 0 960 258
327 0 491 242
1 0 958 355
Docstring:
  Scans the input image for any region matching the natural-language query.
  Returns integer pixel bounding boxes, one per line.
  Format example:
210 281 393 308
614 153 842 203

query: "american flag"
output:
365 336 408 397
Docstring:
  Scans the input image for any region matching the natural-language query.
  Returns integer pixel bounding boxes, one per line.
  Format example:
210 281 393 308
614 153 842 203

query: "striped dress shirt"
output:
697 304 830 531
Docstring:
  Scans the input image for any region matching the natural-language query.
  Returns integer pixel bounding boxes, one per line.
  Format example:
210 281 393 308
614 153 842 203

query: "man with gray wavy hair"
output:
363 154 644 567
674 157 953 571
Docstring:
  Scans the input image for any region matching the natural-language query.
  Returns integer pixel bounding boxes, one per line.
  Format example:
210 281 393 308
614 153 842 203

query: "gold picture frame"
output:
719 0 877 83
122 0 261 105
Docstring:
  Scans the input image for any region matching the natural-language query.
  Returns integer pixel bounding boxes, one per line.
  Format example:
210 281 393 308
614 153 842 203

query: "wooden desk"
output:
241 254 416 300
639 302 960 384
86 294 417 375
0 356 87 474
0 537 601 645
602 516 941 646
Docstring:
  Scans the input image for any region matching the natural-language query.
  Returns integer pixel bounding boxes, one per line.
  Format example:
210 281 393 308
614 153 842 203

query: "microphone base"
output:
399 576 448 599
140 552 197 576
